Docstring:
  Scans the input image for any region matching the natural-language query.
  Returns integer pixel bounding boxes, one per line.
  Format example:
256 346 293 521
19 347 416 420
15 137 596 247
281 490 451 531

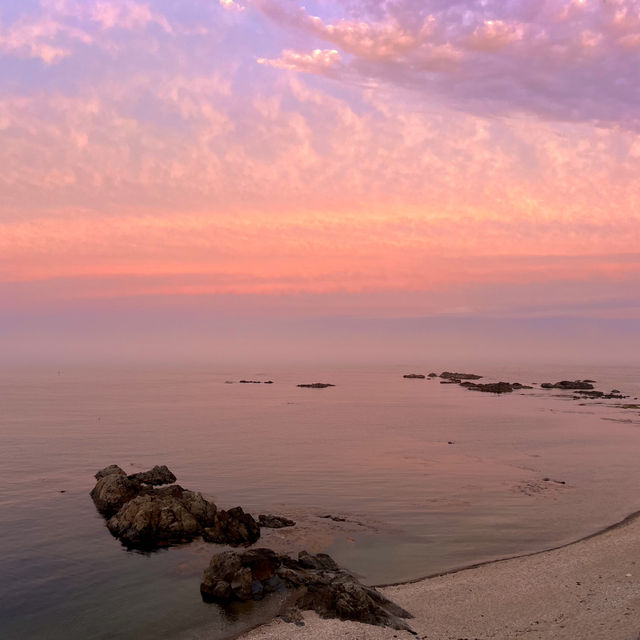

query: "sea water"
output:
1 363 639 639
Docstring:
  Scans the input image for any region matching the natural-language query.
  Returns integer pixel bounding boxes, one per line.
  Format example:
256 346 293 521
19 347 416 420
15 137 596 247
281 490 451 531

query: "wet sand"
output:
242 511 640 640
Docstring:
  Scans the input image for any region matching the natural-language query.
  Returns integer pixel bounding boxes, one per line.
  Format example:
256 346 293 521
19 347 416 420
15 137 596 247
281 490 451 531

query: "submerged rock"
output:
200 548 414 632
203 506 260 547
128 464 176 486
297 383 335 388
258 514 296 529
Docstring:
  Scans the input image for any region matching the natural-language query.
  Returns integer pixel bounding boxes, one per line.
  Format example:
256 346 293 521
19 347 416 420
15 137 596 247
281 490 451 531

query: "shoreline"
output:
376 507 640 588
240 508 640 639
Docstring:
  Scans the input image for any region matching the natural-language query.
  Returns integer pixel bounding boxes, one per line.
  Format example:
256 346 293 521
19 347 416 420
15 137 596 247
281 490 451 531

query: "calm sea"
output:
1 363 639 639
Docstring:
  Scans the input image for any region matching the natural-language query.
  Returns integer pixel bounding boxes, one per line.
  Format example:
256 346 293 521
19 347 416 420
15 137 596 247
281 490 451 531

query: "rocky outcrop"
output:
403 374 425 379
258 514 296 529
427 372 438 378
128 465 176 486
200 548 414 632
91 465 260 550
297 383 335 388
202 507 260 547
107 485 217 548
540 380 594 390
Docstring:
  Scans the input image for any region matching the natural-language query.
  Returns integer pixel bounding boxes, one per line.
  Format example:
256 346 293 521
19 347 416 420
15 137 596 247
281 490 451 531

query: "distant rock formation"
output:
403 374 425 379
297 383 335 388
540 380 595 390
200 548 414 632
440 371 483 381
462 381 534 394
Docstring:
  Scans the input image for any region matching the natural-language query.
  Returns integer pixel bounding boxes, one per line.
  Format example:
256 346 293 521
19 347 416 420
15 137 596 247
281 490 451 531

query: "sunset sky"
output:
1 0 639 364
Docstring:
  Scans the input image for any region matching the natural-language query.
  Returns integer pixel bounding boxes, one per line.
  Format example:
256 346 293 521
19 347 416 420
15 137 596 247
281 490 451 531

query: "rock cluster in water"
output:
90 465 259 549
440 371 483 381
200 548 414 632
462 381 534 394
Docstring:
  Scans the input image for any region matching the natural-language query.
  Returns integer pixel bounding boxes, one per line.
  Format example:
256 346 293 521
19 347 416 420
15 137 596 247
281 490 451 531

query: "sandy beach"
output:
242 511 640 640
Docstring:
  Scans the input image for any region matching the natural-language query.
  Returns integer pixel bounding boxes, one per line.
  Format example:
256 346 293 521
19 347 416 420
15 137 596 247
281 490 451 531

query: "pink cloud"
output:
258 48 341 72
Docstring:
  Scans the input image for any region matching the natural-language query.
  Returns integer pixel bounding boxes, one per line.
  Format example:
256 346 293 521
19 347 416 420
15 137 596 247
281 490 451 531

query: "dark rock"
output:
403 374 425 379
541 380 594 390
258 514 296 529
320 514 346 522
91 464 223 549
511 382 534 390
464 381 514 394
440 371 483 380
583 379 597 383
611 389 620 394
239 380 261 384
90 473 140 516
128 465 176 486
297 383 335 388
106 485 217 549
95 464 127 480
202 506 260 547
200 549 414 632
427 373 438 378
264 381 274 384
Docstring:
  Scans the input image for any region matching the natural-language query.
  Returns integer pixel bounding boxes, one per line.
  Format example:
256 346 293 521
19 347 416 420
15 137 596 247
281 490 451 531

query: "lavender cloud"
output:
251 0 640 127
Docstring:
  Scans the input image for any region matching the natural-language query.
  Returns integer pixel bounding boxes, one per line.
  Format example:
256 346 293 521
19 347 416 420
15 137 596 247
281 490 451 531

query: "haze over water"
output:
2 362 639 639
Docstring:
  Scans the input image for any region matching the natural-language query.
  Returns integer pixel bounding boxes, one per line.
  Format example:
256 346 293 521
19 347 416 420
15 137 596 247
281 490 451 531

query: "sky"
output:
1 0 639 365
